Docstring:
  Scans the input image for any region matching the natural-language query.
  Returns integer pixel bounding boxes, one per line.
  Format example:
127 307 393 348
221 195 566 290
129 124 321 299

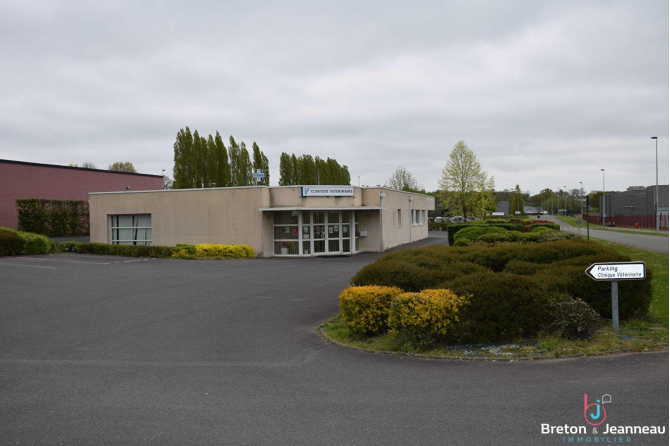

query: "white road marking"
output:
21 257 111 265
0 263 57 270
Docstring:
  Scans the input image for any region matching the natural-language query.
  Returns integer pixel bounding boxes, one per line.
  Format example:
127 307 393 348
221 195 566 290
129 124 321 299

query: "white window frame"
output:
109 214 152 245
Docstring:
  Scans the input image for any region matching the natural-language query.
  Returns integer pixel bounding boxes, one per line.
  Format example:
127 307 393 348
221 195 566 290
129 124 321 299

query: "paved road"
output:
1 238 667 445
545 216 669 254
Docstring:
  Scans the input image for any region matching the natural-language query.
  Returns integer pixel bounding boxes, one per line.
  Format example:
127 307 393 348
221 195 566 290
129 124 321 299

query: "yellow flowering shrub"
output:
170 243 253 259
389 289 470 348
339 286 403 335
194 244 254 258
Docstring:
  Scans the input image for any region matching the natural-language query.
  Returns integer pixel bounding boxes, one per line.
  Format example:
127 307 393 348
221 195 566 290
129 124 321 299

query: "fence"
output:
582 213 668 230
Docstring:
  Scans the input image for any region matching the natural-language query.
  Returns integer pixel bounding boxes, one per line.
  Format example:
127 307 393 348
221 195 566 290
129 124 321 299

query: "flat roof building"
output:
0 159 163 230
89 185 435 257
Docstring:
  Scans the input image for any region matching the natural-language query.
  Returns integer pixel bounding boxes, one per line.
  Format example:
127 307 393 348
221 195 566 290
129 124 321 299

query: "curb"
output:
317 325 669 362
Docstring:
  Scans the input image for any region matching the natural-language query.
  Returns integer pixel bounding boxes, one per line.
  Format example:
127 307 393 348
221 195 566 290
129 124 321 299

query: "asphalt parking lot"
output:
1 235 668 445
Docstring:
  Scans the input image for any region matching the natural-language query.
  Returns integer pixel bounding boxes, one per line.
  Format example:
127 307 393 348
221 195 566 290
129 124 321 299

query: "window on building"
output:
397 209 402 228
110 214 152 245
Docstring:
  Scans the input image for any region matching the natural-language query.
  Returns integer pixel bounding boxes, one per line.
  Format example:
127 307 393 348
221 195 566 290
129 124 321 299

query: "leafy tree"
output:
173 127 195 189
108 162 137 173
215 132 230 187
251 142 269 185
279 153 291 186
238 142 253 186
438 141 495 218
278 152 350 185
228 136 241 186
81 162 96 169
385 166 424 192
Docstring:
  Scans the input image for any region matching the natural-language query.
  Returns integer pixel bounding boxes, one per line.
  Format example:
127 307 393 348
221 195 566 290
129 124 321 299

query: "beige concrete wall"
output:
361 188 435 251
89 185 435 257
90 187 269 255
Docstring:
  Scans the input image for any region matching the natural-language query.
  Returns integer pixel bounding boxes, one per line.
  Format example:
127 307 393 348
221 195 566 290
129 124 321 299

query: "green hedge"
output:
530 223 560 231
447 223 522 245
347 240 652 342
439 272 555 342
453 226 507 243
19 231 56 255
351 259 486 292
16 199 89 237
74 242 174 258
0 228 26 256
0 227 56 256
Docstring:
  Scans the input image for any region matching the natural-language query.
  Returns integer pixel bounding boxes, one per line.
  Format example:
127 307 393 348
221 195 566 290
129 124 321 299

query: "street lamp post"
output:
564 185 567 217
652 137 659 233
579 181 583 217
601 169 605 228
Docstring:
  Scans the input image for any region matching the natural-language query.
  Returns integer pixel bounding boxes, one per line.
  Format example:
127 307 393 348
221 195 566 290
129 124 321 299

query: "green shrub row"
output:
473 230 580 246
73 242 174 258
350 241 652 340
16 199 89 237
0 227 56 256
447 223 523 245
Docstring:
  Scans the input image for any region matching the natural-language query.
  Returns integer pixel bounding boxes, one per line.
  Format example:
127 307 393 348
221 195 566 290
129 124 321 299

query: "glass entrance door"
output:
312 211 326 254
327 211 340 254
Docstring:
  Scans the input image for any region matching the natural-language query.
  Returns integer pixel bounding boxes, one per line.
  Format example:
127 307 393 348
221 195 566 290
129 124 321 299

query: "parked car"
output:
451 216 465 223
466 216 479 222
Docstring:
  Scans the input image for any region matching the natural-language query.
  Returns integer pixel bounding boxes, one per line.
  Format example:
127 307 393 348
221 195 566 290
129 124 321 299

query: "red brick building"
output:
0 159 164 230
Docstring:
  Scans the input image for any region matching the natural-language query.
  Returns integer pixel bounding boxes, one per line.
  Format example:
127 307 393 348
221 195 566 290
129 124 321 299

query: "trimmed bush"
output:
503 260 550 275
447 223 521 245
0 228 26 256
74 243 174 258
440 272 553 342
389 289 469 348
537 265 652 320
454 226 507 243
194 244 255 258
18 231 56 255
535 231 581 242
545 295 603 339
351 258 487 292
531 226 554 233
530 223 560 231
339 286 403 335
58 241 81 252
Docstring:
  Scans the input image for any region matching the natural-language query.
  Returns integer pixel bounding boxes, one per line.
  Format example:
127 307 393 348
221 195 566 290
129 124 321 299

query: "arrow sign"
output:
585 262 646 281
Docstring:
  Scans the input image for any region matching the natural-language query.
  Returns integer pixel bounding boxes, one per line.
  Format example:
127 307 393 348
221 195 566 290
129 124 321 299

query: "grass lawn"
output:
323 239 668 359
554 215 668 237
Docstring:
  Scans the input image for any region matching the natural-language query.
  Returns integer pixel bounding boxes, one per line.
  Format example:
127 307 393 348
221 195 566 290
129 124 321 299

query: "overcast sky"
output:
1 0 667 195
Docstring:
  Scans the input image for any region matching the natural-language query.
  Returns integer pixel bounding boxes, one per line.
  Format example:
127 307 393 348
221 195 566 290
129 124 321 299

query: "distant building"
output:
604 185 668 217
493 200 509 217
524 206 545 215
0 159 163 230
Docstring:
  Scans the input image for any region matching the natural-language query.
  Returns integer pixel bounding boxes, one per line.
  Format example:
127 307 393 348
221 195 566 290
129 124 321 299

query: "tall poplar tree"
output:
238 142 253 186
215 132 230 187
228 136 241 186
252 142 269 185
279 153 291 185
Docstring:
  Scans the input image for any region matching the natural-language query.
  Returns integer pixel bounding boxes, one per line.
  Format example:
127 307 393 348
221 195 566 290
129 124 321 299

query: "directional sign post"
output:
585 262 646 332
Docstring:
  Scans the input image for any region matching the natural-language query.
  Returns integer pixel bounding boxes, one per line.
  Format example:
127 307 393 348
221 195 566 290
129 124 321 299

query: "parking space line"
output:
21 257 111 265
0 262 57 270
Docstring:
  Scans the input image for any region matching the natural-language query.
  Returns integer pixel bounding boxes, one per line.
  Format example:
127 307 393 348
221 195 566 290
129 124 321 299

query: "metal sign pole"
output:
611 281 619 332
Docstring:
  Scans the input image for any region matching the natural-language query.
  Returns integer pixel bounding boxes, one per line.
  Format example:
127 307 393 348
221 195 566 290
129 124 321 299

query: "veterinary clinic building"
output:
89 186 435 257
